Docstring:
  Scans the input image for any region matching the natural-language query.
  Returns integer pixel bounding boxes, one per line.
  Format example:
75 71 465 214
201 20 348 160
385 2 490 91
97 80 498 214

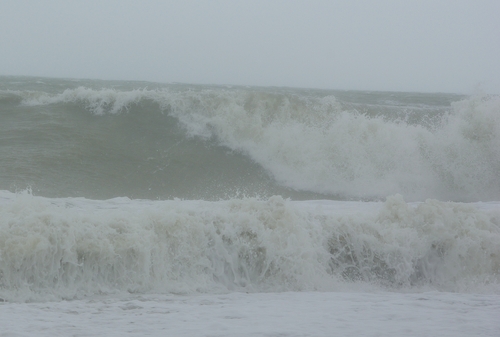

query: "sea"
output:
0 76 499 336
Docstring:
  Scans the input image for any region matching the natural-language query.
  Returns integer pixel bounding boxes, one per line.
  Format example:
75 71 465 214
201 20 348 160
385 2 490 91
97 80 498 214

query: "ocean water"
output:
1 76 499 335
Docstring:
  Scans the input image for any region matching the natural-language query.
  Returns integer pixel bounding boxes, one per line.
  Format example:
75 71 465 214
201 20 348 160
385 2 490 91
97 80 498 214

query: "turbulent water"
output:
0 76 499 302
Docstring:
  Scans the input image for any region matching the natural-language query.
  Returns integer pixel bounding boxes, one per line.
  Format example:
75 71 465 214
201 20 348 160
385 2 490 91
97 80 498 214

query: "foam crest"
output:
1 191 499 302
21 87 153 114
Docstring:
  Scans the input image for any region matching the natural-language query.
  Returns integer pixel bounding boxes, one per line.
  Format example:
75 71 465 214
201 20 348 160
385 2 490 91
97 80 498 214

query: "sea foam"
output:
1 190 498 302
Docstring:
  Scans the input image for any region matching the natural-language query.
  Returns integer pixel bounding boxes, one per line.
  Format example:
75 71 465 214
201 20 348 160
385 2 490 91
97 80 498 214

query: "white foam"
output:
1 191 498 302
164 91 500 201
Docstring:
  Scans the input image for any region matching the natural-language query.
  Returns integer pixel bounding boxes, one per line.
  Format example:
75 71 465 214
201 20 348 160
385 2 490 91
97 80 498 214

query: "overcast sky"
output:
1 0 499 93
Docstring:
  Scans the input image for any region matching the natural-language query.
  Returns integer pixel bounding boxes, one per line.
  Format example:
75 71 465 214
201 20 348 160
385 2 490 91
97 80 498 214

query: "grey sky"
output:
1 0 499 93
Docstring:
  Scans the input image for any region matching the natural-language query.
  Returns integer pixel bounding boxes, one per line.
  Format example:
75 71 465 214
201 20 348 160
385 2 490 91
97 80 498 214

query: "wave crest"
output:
14 86 500 201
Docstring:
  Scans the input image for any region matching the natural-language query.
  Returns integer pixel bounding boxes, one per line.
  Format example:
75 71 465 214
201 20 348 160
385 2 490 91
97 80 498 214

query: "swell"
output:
7 85 500 202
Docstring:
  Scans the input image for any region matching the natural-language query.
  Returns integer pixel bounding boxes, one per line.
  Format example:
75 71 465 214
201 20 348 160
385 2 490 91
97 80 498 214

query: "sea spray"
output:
1 191 499 302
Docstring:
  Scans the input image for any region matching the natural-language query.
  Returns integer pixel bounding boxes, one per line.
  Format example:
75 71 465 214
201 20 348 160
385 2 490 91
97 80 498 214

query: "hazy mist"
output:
1 0 499 93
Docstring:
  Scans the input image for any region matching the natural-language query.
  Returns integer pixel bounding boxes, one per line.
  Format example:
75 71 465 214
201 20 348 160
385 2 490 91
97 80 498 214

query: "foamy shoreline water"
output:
1 291 499 337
